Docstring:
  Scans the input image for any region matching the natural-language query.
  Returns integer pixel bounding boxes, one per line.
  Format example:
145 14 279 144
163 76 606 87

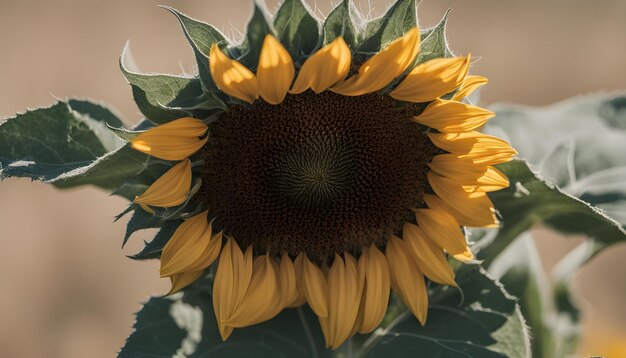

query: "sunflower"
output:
129 21 516 348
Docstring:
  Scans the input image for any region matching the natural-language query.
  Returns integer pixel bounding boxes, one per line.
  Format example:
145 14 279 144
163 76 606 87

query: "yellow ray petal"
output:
301 253 329 318
213 238 253 340
428 131 517 165
403 223 457 286
331 28 420 96
428 154 509 192
452 75 488 101
160 211 219 277
391 55 470 103
131 118 208 161
257 35 295 104
290 37 352 94
427 171 499 228
326 253 361 349
358 245 390 333
227 255 282 327
209 44 259 103
414 206 468 256
279 252 300 307
288 253 307 307
134 159 192 211
167 269 205 295
414 99 494 133
386 235 428 324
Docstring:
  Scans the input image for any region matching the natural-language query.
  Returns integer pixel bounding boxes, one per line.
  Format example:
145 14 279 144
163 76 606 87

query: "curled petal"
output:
386 235 428 324
429 154 509 192
213 238 253 340
428 131 517 165
391 55 470 102
135 159 192 211
332 27 420 96
160 211 222 277
414 99 494 132
403 223 457 286
414 207 468 256
427 171 498 228
209 44 259 103
326 253 361 349
168 270 205 295
279 252 300 307
257 35 295 104
301 253 329 318
131 118 208 161
452 75 488 101
357 246 390 333
291 37 352 94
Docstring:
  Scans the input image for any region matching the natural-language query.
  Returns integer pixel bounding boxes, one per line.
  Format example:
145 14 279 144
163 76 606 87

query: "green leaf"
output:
478 160 626 265
236 3 274 71
161 6 229 94
273 0 320 64
484 95 626 268
120 49 225 124
415 10 453 64
322 0 361 48
357 0 417 53
119 276 331 358
490 234 580 358
360 264 530 358
129 220 182 260
0 101 123 182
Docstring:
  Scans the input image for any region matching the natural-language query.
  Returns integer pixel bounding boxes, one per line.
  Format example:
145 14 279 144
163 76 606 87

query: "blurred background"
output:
0 0 625 357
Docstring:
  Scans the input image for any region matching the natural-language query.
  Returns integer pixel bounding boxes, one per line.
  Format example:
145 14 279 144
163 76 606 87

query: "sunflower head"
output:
125 0 516 349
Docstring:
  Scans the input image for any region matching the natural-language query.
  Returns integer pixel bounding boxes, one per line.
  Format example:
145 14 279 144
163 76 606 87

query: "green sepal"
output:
479 159 626 265
120 48 225 124
273 0 321 64
322 0 362 48
415 9 453 63
357 0 418 54
161 6 229 93
129 220 182 260
235 2 275 71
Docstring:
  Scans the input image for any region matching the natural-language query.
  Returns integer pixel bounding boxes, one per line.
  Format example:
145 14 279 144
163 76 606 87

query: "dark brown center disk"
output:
199 91 437 261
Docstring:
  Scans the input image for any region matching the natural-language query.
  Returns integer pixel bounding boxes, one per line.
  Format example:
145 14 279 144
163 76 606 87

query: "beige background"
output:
1 0 625 357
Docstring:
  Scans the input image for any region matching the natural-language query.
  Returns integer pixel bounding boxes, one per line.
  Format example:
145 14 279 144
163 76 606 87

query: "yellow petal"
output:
288 253 307 307
427 171 499 228
414 207 468 256
301 253 329 318
386 235 428 324
212 238 253 340
428 131 517 165
331 28 420 96
290 37 351 94
403 223 457 286
391 55 470 103
160 211 221 277
414 99 494 132
428 154 509 192
326 253 361 349
209 44 259 103
167 269 204 295
135 159 192 210
358 245 390 333
227 255 283 327
279 252 300 307
131 118 208 161
257 35 295 104
452 75 488 101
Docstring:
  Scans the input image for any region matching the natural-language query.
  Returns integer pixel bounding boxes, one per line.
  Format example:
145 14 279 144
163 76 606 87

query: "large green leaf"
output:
120 49 225 124
273 0 320 64
490 234 580 358
485 95 626 271
360 264 530 358
236 3 274 71
478 160 626 265
161 6 229 95
120 264 529 357
357 0 417 54
322 0 362 48
0 101 122 182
